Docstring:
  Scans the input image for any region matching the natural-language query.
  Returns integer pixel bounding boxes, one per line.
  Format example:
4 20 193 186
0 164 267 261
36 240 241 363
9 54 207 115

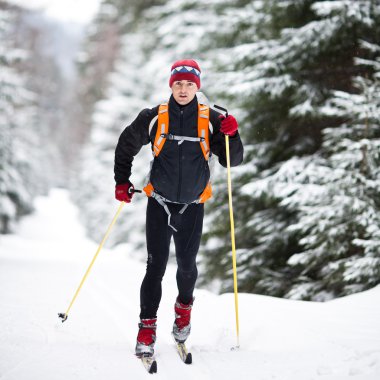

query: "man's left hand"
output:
219 115 238 136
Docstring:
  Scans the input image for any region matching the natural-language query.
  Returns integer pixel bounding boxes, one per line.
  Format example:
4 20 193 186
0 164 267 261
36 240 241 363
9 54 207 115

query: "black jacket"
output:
114 95 244 203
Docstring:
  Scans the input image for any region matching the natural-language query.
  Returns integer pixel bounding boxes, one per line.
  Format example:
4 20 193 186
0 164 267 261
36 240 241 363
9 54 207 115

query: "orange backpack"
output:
143 102 212 204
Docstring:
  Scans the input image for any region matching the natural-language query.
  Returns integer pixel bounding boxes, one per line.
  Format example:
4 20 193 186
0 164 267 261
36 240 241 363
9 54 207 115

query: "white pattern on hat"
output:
171 66 200 76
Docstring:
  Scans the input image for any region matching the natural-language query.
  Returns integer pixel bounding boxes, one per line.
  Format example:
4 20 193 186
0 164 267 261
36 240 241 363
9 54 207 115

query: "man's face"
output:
171 80 198 105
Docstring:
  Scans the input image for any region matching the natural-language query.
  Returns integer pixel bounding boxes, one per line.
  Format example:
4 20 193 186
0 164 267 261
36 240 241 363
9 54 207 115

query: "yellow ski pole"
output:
225 133 240 349
215 104 240 349
58 201 125 322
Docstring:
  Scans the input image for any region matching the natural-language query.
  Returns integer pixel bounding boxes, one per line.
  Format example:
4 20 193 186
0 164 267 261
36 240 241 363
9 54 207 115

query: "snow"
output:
1 189 380 380
8 0 101 24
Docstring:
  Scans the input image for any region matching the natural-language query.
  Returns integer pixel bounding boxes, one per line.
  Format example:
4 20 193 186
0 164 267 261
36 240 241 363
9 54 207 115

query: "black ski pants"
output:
139 197 204 319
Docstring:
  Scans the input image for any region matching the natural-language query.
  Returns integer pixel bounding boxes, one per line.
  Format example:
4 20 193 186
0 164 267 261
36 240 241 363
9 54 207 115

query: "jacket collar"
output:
169 94 198 115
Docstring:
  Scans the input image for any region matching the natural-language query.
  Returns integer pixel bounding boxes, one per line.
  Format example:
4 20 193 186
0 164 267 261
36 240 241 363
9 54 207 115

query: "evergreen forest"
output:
1 0 380 301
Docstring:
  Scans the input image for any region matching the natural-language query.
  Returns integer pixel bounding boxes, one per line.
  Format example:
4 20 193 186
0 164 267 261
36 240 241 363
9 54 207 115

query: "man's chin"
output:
177 98 190 105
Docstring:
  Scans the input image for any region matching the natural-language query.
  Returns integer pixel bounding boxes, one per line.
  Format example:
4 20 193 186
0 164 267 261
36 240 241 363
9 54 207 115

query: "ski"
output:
175 341 192 364
139 354 157 374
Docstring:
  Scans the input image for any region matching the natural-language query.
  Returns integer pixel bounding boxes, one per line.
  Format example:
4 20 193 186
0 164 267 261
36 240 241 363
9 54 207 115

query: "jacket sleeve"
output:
114 107 157 185
209 109 244 167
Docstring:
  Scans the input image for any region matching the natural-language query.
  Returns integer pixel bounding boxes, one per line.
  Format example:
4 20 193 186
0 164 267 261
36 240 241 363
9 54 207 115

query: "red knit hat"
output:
169 59 201 89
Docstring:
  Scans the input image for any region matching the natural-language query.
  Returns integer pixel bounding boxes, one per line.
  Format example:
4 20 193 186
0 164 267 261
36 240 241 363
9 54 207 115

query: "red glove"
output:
115 182 134 203
219 115 238 136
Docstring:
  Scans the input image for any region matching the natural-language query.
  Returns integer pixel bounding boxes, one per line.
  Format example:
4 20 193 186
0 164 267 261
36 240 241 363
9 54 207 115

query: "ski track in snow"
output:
0 189 380 380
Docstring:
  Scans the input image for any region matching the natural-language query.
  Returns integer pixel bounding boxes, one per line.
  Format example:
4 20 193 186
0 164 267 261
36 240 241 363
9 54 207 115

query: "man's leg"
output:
140 197 173 318
172 203 204 342
173 203 204 304
136 198 173 356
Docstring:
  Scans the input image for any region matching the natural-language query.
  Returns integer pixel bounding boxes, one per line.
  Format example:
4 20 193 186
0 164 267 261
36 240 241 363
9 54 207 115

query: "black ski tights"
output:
139 197 204 319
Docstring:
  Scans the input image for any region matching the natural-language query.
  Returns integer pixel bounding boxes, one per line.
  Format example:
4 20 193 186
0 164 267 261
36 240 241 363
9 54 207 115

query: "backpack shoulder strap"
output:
153 103 169 156
153 102 210 160
198 103 210 161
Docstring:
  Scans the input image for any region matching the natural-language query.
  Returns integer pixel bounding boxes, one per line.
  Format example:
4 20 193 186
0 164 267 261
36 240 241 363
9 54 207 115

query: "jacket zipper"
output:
177 109 184 202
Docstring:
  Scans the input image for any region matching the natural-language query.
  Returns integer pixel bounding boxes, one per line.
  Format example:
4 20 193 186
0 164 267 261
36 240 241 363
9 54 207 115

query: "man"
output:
114 59 243 357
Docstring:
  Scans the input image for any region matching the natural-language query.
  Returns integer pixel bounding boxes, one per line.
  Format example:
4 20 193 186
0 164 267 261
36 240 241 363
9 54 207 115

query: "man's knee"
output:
177 259 197 277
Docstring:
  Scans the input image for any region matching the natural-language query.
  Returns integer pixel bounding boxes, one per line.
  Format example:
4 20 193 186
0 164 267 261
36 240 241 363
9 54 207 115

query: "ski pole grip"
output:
214 104 229 117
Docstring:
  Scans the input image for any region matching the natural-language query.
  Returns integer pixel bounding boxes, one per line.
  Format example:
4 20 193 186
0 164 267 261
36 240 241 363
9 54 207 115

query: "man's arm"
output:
114 107 157 184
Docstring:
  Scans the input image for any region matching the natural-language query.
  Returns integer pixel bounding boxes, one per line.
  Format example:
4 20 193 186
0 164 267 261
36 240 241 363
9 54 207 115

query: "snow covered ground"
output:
0 189 379 380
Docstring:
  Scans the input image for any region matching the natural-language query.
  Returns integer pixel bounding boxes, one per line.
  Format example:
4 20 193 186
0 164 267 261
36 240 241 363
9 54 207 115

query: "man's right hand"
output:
115 182 135 203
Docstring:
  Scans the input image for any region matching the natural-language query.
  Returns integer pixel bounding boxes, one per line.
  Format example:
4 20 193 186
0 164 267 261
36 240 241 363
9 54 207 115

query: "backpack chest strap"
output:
161 133 205 145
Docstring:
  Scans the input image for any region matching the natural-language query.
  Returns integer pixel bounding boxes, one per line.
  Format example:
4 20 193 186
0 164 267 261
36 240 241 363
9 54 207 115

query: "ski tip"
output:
58 313 68 323
149 360 157 374
185 352 192 365
138 354 157 374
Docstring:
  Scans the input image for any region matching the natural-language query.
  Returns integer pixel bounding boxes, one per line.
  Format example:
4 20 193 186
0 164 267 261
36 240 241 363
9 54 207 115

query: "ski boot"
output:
135 318 157 357
172 297 193 343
